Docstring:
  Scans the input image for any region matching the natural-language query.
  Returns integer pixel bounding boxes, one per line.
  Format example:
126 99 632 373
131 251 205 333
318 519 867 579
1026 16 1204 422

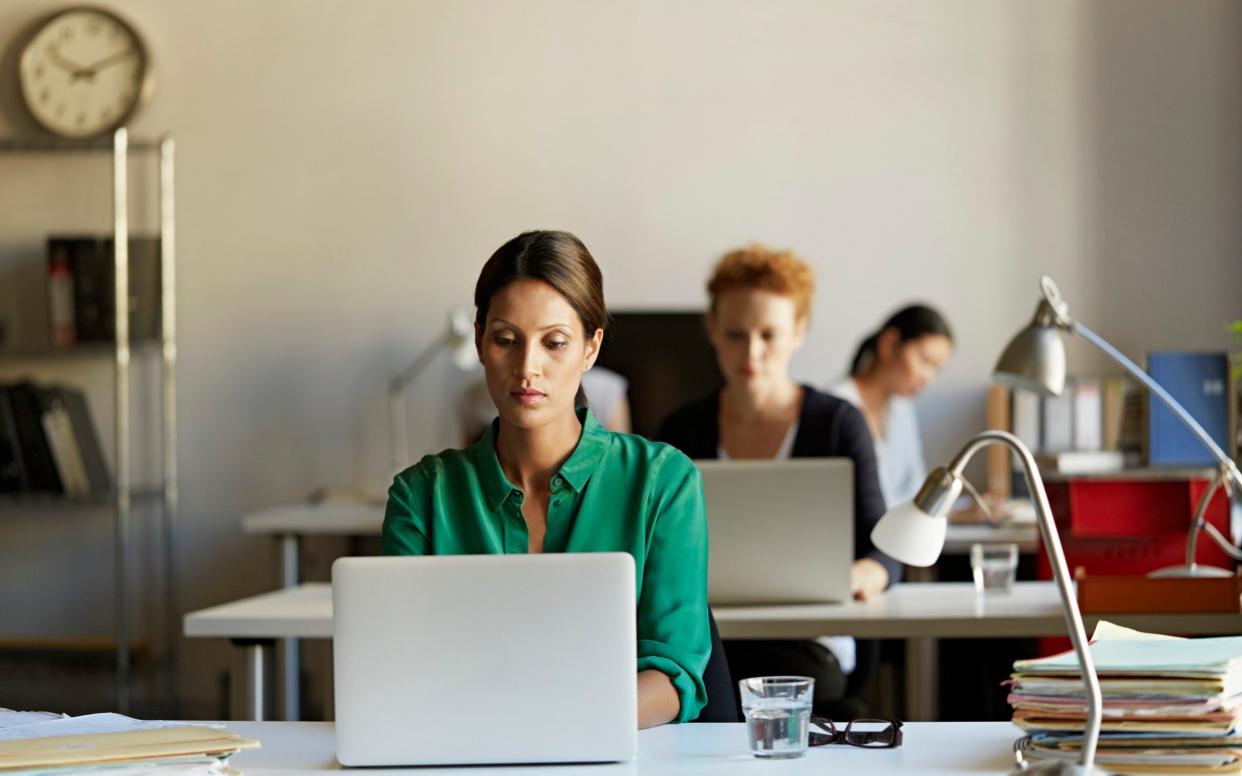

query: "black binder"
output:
7 381 62 494
48 235 162 343
0 386 28 493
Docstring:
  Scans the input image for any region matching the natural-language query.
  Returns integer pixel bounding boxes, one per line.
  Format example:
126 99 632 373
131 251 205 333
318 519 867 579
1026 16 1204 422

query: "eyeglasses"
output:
808 717 903 749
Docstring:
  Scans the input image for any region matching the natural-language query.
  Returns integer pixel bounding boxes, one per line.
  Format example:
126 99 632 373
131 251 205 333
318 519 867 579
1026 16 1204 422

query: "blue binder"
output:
1146 351 1230 467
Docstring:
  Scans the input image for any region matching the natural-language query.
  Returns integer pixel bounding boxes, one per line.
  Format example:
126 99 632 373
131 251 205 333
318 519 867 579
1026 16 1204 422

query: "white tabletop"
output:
241 503 382 536
184 581 1242 641
222 720 1021 774
185 584 334 638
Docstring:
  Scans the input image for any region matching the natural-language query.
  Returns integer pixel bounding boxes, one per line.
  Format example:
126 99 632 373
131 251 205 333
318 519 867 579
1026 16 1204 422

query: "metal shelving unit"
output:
0 128 178 714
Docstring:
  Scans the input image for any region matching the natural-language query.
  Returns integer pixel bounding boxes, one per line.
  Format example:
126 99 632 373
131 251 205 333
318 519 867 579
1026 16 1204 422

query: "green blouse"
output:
382 408 710 723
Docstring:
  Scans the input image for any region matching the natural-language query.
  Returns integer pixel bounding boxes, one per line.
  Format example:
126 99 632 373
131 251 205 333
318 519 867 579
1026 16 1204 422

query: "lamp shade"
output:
448 305 478 369
870 500 948 567
993 320 1067 396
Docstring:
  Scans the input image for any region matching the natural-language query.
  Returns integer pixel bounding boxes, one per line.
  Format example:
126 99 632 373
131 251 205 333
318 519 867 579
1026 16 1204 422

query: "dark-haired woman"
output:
830 305 953 508
383 231 710 728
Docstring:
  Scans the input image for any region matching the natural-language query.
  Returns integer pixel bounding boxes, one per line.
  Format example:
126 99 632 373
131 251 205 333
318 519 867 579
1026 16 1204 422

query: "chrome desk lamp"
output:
994 276 1241 578
388 306 476 471
872 429 1110 775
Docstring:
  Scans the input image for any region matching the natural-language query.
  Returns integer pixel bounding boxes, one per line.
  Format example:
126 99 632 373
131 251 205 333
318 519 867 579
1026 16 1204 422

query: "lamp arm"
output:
388 333 451 471
1186 466 1242 563
1074 320 1242 563
947 430 1103 770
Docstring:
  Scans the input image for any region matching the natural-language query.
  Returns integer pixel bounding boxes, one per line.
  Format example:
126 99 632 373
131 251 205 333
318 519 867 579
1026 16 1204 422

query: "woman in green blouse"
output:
382 230 710 727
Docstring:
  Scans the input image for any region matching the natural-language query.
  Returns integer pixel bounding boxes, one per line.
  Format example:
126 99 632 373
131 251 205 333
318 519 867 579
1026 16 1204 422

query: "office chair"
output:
694 610 740 722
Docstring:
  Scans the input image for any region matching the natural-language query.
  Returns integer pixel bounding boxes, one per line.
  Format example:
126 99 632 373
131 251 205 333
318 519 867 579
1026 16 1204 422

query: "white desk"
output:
240 502 1037 721
223 720 1020 774
241 502 381 721
186 581 1242 722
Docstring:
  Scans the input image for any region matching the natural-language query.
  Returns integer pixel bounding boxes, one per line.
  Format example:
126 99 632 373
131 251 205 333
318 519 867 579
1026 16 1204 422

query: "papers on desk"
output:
0 712 258 775
1008 624 1242 773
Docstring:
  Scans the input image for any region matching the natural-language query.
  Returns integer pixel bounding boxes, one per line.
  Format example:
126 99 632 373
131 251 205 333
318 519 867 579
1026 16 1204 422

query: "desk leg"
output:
280 534 300 722
231 639 273 721
903 563 938 720
905 637 938 721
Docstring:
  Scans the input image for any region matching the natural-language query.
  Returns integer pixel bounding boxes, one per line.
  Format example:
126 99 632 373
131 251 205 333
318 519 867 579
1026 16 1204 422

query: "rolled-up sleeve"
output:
382 467 429 556
635 449 711 723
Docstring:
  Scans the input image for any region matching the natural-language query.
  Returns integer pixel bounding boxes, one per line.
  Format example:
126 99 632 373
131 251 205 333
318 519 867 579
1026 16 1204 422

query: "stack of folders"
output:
1009 623 1242 774
0 711 259 776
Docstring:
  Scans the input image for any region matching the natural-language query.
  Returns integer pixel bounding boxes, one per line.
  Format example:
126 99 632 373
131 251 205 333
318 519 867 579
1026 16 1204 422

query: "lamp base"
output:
1009 761 1114 775
1148 563 1233 578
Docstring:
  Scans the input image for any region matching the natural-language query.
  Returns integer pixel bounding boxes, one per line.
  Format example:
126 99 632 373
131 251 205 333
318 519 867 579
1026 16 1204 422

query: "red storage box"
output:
1039 472 1233 576
1036 471 1234 654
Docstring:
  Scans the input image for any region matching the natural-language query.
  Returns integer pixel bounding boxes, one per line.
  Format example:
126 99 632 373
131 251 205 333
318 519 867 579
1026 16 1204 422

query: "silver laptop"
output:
332 553 637 766
698 459 854 605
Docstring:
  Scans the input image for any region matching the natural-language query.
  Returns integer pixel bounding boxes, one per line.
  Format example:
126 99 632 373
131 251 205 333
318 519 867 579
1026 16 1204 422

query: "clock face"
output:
19 8 151 139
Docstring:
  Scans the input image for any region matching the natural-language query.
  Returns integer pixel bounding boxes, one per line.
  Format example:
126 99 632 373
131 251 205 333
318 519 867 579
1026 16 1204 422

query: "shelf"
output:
0 340 163 361
1041 467 1219 482
0 488 165 514
0 136 163 154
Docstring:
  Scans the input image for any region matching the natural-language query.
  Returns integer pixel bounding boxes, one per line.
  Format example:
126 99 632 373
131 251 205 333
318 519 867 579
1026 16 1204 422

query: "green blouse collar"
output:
470 407 611 512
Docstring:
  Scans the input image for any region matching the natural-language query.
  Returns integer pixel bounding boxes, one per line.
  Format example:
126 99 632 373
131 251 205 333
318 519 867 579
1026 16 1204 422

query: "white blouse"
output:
829 377 928 509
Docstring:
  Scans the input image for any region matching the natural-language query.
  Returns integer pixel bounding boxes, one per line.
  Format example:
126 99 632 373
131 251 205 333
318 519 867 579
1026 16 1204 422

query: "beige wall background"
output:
0 0 1239 715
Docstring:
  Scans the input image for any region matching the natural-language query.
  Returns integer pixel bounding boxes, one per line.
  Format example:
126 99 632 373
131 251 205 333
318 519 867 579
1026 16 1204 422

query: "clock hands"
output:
47 44 135 82
80 48 135 73
46 45 88 75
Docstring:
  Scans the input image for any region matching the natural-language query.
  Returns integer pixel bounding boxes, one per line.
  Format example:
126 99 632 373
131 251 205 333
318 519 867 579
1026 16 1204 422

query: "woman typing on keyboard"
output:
382 230 711 728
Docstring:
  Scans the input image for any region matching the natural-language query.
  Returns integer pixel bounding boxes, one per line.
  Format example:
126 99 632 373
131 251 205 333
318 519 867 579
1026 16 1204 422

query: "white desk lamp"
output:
388 306 476 471
872 430 1109 776
994 276 1242 578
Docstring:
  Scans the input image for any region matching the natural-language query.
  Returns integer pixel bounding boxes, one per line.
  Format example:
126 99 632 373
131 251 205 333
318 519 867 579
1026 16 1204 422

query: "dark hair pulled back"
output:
849 304 953 377
474 231 607 407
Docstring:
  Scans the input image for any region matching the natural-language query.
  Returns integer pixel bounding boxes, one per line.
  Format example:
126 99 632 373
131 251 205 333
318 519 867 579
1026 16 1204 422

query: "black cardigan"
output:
655 385 902 586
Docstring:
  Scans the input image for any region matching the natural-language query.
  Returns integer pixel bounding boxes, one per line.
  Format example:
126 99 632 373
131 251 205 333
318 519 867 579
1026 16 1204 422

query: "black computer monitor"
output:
595 311 723 439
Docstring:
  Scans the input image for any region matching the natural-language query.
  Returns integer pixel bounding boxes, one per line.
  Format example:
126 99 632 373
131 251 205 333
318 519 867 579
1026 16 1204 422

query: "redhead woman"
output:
657 244 899 716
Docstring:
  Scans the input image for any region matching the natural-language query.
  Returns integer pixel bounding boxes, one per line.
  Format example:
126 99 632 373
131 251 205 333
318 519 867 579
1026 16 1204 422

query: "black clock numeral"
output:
39 88 50 104
34 65 45 80
77 112 86 127
55 103 66 117
87 21 101 36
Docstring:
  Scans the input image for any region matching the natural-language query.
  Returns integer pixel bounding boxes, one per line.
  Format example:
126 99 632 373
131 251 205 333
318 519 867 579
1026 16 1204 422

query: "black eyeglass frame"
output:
808 717 903 749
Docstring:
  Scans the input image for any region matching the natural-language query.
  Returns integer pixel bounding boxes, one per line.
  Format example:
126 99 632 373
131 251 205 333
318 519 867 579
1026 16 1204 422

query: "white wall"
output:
0 0 1238 714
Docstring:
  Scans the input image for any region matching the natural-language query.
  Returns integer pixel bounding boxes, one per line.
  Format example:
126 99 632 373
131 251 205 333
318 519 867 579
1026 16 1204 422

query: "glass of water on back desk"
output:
738 676 814 758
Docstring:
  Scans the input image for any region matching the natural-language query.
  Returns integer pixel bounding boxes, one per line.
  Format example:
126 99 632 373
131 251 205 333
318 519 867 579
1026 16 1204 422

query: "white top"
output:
715 420 799 461
223 720 1021 774
830 377 927 508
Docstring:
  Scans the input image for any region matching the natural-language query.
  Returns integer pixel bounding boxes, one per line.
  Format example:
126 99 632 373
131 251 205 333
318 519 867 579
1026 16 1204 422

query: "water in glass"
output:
744 697 812 758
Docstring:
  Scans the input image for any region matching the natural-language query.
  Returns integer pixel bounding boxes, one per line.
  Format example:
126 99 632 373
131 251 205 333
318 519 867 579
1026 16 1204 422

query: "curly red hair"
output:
706 244 815 320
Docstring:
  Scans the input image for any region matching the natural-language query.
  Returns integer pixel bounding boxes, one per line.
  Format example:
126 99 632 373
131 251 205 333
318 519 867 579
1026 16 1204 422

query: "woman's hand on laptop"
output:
850 558 889 602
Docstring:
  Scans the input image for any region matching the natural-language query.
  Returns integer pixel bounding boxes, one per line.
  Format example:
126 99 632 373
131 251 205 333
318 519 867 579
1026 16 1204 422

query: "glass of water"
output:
738 676 814 759
971 542 1019 594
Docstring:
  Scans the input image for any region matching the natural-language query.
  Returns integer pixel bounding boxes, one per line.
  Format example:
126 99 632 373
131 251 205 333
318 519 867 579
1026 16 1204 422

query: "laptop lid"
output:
332 553 637 766
698 458 854 605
